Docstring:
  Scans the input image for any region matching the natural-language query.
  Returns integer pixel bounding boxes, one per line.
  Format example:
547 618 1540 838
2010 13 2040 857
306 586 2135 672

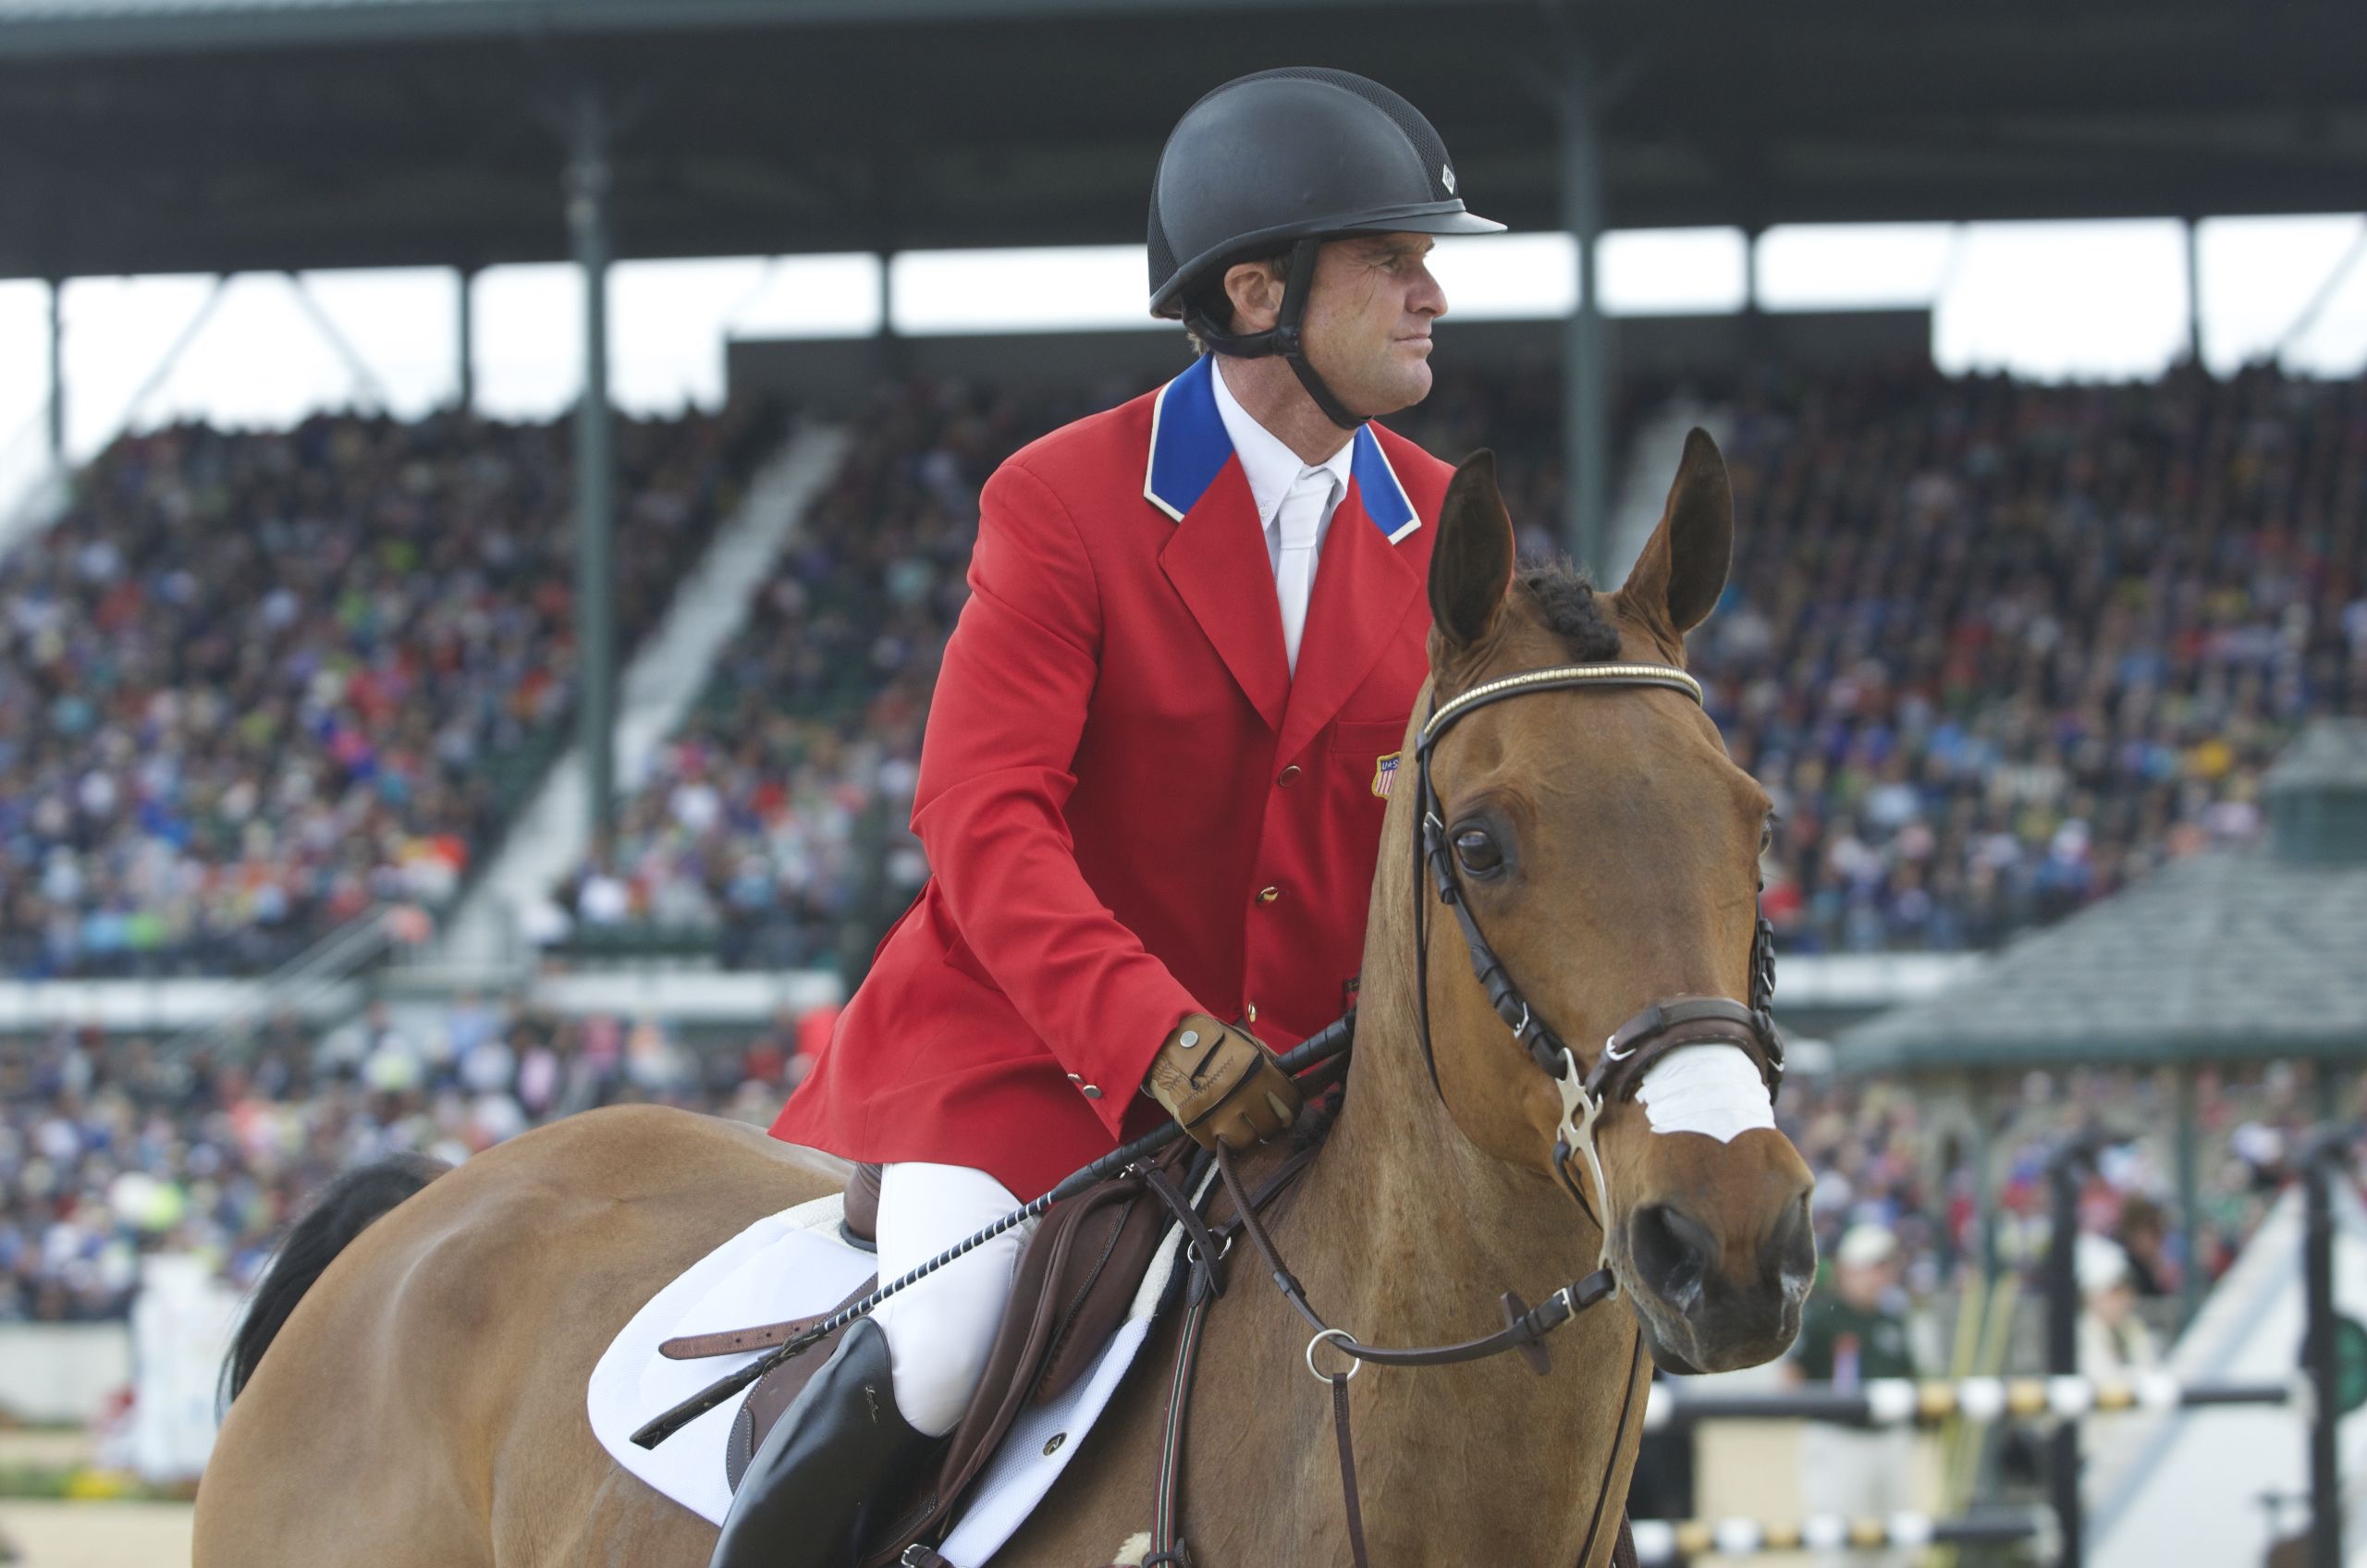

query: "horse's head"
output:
1413 434 1814 1375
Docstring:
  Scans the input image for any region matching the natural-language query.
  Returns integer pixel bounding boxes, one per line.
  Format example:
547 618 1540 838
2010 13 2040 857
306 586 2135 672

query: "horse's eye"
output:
1453 827 1502 875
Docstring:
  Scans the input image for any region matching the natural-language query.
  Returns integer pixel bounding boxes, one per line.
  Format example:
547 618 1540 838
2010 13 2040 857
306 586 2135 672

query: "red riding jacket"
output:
770 354 1451 1199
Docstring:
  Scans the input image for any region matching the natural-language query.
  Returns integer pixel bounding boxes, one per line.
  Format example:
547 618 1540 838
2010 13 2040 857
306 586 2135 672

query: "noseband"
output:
1412 659 1786 1275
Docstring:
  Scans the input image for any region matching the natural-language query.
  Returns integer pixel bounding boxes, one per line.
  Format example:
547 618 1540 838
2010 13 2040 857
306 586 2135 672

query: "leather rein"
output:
1142 658 1786 1568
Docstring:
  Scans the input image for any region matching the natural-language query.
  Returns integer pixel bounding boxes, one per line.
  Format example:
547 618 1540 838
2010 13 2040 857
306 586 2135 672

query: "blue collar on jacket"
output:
1142 354 1419 544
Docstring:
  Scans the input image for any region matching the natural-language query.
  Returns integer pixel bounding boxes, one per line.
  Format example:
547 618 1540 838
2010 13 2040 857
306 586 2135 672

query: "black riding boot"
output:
707 1317 936 1568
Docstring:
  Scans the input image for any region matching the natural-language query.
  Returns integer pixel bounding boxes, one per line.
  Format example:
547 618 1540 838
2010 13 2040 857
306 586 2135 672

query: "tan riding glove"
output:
1142 1011 1303 1151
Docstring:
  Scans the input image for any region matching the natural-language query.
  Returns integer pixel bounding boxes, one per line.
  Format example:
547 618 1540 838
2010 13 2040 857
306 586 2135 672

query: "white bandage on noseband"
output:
1635 1045 1776 1143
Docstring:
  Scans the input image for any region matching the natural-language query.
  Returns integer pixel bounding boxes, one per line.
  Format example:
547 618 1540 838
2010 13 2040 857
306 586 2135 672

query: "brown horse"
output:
194 433 1813 1568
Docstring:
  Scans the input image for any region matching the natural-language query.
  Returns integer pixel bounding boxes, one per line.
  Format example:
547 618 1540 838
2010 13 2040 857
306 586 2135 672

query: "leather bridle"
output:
1412 659 1786 1275
1144 658 1792 1568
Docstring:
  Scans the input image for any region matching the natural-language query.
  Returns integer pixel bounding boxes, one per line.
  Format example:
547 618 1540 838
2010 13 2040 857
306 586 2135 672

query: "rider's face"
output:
1223 233 1449 420
1299 233 1448 419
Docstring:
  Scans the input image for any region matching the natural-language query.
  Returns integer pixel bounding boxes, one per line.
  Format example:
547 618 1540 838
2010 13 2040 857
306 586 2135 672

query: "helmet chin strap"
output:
1182 237 1365 432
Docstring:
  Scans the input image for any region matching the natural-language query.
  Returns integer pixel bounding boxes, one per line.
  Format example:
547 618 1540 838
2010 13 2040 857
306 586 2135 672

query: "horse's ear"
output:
1616 427 1733 640
1429 449 1515 654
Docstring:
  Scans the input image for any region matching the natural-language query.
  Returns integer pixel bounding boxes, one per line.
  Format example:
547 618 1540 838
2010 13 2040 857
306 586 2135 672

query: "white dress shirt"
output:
1209 359 1355 675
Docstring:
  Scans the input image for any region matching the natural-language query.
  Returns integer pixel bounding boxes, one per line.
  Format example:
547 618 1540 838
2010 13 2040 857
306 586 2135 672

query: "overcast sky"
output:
3 214 2365 506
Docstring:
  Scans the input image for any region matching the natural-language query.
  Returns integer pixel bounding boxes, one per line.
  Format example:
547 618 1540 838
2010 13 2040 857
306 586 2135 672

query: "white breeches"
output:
867 1161 1040 1437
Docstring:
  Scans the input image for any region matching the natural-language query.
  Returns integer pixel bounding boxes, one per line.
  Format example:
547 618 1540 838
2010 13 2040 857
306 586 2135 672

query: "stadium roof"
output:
4 0 2367 278
1838 721 2367 1074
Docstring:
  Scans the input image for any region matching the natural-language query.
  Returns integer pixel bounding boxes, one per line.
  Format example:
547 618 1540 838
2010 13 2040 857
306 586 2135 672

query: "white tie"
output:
1275 468 1331 677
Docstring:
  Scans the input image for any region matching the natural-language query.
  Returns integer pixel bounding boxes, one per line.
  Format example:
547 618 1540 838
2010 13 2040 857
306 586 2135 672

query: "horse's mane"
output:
1512 556 1624 663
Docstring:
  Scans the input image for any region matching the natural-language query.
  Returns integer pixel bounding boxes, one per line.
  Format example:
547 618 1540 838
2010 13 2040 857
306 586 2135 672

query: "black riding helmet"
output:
1147 67 1503 428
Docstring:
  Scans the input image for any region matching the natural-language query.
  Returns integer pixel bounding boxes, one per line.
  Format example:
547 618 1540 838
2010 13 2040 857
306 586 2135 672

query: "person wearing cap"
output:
717 68 1502 1568
2075 1231 2160 1379
1784 1222 1920 1567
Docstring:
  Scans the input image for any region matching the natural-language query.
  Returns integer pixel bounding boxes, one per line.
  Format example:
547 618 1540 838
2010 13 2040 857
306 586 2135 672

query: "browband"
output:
1419 663 1704 748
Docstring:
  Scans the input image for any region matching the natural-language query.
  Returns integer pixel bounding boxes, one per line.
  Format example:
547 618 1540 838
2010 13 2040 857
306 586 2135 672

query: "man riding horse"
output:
719 67 1505 1568
196 66 1811 1563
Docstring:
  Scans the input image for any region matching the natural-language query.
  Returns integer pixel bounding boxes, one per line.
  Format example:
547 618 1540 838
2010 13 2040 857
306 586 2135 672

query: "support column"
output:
1741 224 1776 361
1972 1072 1998 1290
877 249 909 386
1556 38 1609 574
457 266 477 415
2175 1064 2202 1331
46 279 64 464
566 85 619 855
2304 1133 2342 1568
2046 1145 2086 1568
871 146 912 390
2185 218 2205 370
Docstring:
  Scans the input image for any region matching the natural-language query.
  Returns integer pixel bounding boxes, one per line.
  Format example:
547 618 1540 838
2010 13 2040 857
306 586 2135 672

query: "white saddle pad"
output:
586 1192 1183 1566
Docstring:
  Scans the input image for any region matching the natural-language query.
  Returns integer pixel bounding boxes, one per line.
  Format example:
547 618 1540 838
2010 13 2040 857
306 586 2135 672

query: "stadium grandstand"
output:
1 1 2365 1562
2 400 784 978
543 361 2366 968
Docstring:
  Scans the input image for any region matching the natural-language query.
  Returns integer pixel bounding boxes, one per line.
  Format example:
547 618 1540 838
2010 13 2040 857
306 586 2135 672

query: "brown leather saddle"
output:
660 1147 1189 1565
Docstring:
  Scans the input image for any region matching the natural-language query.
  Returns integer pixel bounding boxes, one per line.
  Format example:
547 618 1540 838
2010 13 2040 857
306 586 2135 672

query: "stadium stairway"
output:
424 422 852 974
1605 397 1731 586
0 452 67 561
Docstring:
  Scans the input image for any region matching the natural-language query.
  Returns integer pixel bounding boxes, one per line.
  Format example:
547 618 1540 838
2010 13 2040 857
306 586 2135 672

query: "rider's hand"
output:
1142 1011 1303 1151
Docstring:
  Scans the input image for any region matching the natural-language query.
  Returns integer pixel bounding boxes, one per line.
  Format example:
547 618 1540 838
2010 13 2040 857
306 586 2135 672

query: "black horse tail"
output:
221 1151 452 1408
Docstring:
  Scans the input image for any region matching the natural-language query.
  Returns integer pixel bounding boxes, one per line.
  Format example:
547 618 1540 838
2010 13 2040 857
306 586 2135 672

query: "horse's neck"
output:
1298 729 1615 1366
1220 867 1643 1562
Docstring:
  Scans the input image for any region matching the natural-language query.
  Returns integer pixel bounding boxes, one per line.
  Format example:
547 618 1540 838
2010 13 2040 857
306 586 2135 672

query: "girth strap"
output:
1137 1158 1226 1298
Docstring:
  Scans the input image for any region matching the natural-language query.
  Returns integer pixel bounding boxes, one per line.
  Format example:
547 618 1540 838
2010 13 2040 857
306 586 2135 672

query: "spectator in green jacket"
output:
1786 1223 1920 1566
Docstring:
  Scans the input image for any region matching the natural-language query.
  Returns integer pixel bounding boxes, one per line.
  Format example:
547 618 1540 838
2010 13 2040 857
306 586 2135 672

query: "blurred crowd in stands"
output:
0 1000 2340 1325
9 360 2360 978
1418 361 2367 954
544 374 1153 966
1696 363 2365 952
1777 1058 2343 1309
0 403 779 979
550 361 2367 965
0 1000 818 1321
4 356 2365 1331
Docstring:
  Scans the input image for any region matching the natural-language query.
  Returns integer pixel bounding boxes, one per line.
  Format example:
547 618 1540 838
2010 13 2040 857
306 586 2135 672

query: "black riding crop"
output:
629 1011 1355 1450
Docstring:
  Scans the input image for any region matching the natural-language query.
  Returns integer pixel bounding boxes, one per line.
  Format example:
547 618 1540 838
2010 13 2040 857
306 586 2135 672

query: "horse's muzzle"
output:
1624 1193 1814 1374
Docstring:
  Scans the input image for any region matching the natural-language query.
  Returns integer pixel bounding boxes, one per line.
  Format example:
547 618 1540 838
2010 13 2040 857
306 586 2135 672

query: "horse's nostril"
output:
1762 1195 1817 1298
1629 1203 1715 1314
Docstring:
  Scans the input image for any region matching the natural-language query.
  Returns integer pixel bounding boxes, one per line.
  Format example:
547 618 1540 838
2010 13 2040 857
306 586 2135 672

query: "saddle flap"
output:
1034 1166 1179 1403
855 1142 1193 1565
929 1183 1134 1488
